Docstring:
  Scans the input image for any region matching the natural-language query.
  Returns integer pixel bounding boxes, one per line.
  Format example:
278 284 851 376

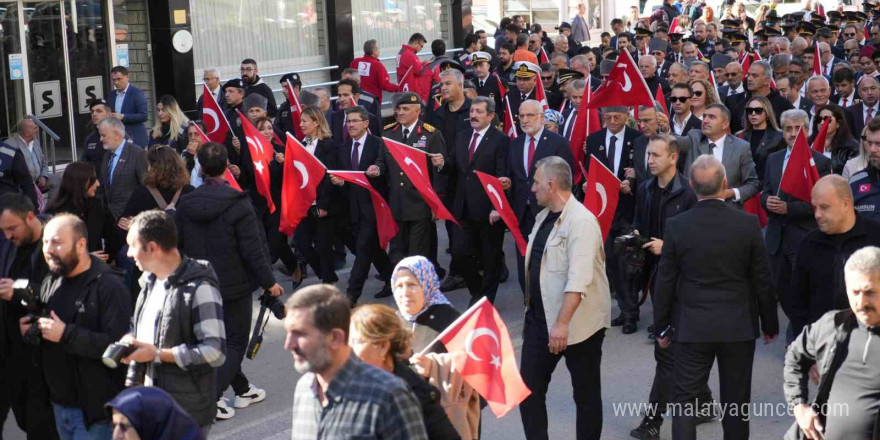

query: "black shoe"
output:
695 402 717 425
346 291 362 306
436 266 447 281
440 275 465 292
629 416 662 440
611 314 626 327
373 285 392 298
622 319 638 334
500 264 509 283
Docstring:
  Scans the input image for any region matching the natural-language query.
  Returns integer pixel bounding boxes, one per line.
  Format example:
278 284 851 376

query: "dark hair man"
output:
81 99 114 168
121 210 226 432
287 285 428 439
25 214 131 438
398 33 431 102
730 60 794 132
654 155 778 440
176 142 283 420
330 79 381 144
108 65 149 146
239 58 277 118
785 246 880 440
0 193 57 439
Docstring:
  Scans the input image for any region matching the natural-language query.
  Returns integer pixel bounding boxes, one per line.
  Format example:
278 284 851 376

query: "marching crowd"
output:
0 0 880 439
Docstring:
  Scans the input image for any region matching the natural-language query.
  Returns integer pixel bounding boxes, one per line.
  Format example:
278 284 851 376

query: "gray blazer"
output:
97 139 147 219
6 135 48 182
677 128 760 207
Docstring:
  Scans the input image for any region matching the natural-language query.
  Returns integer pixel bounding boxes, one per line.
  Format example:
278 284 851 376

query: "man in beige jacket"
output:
519 155 611 440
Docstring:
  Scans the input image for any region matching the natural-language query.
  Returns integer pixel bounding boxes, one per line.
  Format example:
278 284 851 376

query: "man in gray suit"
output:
96 117 146 261
676 103 760 208
7 119 50 192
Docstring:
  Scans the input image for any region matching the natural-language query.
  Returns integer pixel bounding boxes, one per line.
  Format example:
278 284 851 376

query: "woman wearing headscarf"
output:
105 387 203 440
389 256 481 440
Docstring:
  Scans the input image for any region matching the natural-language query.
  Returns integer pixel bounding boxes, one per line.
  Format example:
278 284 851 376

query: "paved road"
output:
3 228 798 440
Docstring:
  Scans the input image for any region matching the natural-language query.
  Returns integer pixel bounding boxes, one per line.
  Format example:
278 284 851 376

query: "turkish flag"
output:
669 16 680 33
779 128 821 203
331 171 398 248
494 73 507 99
279 133 326 235
655 85 668 116
201 88 230 143
586 50 654 110
534 67 550 111
569 85 601 185
812 45 822 76
811 115 831 154
502 96 518 139
741 51 752 75
538 47 549 65
581 157 620 240
439 297 531 417
283 80 305 140
237 111 276 213
191 122 242 191
383 137 459 225
475 171 527 256
743 193 768 227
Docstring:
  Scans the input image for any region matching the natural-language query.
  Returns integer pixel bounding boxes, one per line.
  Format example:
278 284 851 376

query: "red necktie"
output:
866 107 874 126
468 132 479 162
527 136 537 173
842 98 848 108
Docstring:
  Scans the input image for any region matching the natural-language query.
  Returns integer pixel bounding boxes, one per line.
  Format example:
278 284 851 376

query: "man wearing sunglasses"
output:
669 84 701 136
719 62 745 101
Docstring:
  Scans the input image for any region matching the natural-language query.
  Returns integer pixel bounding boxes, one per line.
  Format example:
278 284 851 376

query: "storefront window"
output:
190 0 324 81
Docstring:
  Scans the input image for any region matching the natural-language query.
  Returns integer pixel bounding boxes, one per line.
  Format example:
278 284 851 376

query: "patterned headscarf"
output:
392 256 452 322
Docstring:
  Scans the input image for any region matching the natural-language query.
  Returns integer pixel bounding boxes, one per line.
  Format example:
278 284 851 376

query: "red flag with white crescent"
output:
811 117 831 154
534 67 550 110
586 50 654 110
190 122 243 191
475 171 527 257
237 111 276 213
279 133 326 234
655 85 668 115
439 298 531 417
779 128 821 203
383 137 458 224
201 88 230 143
538 47 549 64
494 73 507 99
581 156 620 240
503 96 518 139
331 170 398 248
283 80 305 140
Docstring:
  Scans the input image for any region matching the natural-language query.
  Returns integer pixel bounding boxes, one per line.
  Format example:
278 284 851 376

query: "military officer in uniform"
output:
379 92 448 277
472 51 505 122
275 72 302 137
505 62 541 135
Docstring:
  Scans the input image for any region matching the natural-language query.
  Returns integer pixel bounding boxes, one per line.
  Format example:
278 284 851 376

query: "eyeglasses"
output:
844 33 856 38
346 119 365 124
670 96 691 103
693 90 704 97
745 107 765 115
203 77 218 82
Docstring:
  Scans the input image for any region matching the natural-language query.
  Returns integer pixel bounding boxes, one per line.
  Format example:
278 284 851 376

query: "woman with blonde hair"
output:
149 95 190 152
689 79 717 119
350 303 472 440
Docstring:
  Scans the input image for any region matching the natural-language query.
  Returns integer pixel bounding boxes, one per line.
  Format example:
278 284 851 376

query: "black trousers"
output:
264 208 298 271
671 340 755 440
216 295 253 399
768 248 797 319
0 343 59 439
645 340 713 420
345 219 391 301
293 215 337 283
389 219 433 268
520 313 605 440
606 230 639 319
452 219 505 304
516 205 538 293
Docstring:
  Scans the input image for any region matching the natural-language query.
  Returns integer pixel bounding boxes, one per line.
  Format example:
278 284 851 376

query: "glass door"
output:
0 2 28 140
25 0 109 165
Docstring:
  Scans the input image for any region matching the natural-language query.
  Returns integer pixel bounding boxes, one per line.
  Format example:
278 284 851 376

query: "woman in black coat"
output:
736 95 784 182
809 104 860 175
45 161 105 254
148 95 190 152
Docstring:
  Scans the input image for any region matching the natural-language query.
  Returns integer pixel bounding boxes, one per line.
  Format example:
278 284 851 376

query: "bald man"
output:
788 175 880 336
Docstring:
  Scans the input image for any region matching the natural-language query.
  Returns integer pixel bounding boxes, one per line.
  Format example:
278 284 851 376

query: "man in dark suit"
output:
560 79 586 142
633 103 667 187
585 105 641 333
717 61 745 99
439 96 509 304
107 65 149 147
330 79 381 144
499 99 573 293
845 75 880 137
830 67 860 108
96 117 146 261
762 109 832 341
669 84 701 135
338 68 382 118
730 60 794 133
330 106 392 304
378 92 447 276
654 155 779 440
196 67 226 118
472 52 505 120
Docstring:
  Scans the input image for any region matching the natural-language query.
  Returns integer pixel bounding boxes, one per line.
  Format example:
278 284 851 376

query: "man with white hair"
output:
806 75 832 130
784 245 880 440
639 55 668 98
197 67 225 117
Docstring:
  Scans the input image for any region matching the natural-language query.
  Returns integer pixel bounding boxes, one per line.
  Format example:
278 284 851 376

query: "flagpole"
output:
415 296 489 357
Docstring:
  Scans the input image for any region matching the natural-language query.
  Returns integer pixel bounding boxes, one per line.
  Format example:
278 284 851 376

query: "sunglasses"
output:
745 107 765 115
541 76 553 80
693 90 704 97
670 96 691 103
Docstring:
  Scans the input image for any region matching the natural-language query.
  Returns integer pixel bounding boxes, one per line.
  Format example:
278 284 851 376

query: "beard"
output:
46 251 80 277
292 339 331 374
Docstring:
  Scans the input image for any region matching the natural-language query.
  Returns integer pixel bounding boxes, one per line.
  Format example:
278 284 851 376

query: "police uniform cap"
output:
826 10 842 20
669 32 685 42
729 33 748 44
280 73 302 88
514 61 541 78
798 23 816 36
556 22 573 31
720 18 742 28
635 28 653 39
224 78 245 90
438 60 466 74
470 51 492 64
555 68 584 85
88 98 109 110
856 11 869 21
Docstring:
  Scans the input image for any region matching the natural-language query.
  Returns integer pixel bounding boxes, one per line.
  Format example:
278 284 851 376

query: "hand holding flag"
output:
201 88 231 143
330 171 398 248
383 137 459 224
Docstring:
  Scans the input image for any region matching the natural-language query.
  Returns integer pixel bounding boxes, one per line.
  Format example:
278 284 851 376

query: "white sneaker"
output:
216 398 236 420
233 384 267 408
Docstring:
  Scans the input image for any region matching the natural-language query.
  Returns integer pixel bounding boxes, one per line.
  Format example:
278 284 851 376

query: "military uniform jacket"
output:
474 75 505 121
378 121 447 221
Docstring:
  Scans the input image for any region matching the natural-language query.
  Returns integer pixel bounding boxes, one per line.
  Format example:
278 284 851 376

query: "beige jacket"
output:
424 353 481 440
524 194 611 344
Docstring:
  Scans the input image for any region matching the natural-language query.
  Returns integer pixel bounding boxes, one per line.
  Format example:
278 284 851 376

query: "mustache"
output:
857 306 877 314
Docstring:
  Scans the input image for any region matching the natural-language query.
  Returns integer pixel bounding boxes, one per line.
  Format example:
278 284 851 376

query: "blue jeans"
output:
52 404 112 440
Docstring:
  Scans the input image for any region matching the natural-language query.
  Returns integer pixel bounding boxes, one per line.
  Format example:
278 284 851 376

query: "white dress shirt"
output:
604 128 625 175
673 112 693 135
707 134 741 201
401 121 418 141
726 83 745 96
838 90 856 108
523 127 545 176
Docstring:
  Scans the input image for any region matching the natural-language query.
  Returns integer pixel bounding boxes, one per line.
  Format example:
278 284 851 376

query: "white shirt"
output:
468 125 490 156
673 112 693 135
838 90 856 107
401 122 418 140
209 85 222 102
136 278 168 386
726 83 744 96
707 135 741 201
863 102 880 120
823 59 834 76
604 128 625 175
115 84 130 114
523 127 545 176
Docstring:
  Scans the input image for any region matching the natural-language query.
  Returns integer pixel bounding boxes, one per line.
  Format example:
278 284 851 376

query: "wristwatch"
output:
154 349 162 364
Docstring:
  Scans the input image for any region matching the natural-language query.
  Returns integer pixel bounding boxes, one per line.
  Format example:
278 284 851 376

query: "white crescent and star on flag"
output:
465 328 502 369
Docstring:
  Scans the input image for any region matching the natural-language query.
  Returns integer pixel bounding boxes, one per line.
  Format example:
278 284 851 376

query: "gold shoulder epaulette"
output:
422 123 436 132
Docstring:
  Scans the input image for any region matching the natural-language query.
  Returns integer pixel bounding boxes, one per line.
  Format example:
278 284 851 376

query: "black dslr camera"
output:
613 233 652 261
15 279 48 346
613 232 653 297
246 291 286 360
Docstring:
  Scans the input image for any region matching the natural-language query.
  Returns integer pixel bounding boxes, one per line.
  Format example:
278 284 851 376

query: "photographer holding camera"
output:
19 213 131 439
118 210 225 435
0 193 58 439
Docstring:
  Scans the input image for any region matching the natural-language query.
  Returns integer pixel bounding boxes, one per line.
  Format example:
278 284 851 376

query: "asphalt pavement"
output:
3 227 798 440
